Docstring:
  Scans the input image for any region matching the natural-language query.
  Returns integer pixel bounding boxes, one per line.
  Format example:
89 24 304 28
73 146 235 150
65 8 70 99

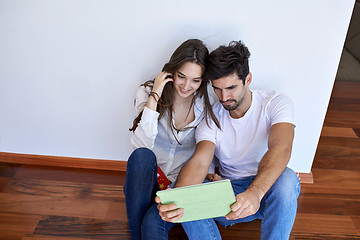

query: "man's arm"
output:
226 122 294 220
175 140 216 187
156 140 215 222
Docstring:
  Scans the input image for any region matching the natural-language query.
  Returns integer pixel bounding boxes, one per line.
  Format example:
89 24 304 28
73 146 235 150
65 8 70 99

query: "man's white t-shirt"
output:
196 89 295 180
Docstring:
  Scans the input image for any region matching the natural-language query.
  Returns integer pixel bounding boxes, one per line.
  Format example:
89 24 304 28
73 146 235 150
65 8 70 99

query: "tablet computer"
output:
156 179 236 223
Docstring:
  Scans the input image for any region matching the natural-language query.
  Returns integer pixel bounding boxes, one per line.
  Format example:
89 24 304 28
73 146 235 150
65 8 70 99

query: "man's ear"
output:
245 73 252 86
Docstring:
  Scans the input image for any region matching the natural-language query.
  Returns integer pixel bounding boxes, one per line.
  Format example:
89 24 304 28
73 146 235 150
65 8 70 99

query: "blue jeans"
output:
124 148 221 240
183 167 301 240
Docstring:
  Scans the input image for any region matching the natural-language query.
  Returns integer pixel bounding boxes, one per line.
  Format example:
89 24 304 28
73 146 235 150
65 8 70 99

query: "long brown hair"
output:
129 39 220 139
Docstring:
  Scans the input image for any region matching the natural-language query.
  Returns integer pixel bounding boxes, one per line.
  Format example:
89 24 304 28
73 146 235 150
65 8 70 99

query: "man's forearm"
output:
248 123 294 200
174 140 215 188
249 147 291 199
174 160 208 188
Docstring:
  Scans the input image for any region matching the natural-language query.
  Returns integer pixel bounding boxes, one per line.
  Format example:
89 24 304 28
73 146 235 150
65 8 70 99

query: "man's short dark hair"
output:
204 41 251 84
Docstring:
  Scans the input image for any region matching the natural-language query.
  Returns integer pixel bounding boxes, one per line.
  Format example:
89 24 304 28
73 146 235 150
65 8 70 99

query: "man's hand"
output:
226 187 262 220
155 196 184 222
206 173 222 182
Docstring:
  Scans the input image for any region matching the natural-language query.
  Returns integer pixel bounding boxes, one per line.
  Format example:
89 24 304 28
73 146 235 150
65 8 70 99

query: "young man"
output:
157 41 300 239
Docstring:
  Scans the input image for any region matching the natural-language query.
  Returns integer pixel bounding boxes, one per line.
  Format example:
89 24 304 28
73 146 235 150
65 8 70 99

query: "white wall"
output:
0 0 354 173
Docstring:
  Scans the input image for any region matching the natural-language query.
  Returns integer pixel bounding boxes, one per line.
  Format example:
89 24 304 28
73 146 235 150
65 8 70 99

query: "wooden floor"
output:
0 81 359 240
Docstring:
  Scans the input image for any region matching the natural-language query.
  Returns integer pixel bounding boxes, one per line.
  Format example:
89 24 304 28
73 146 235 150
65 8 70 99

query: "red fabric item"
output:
157 166 171 190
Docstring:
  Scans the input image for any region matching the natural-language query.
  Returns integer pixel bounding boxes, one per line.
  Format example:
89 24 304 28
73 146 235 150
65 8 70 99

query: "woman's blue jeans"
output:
182 167 301 240
123 147 221 240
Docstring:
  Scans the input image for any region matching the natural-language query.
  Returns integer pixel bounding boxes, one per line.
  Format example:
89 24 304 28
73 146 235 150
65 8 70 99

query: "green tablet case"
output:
156 179 236 223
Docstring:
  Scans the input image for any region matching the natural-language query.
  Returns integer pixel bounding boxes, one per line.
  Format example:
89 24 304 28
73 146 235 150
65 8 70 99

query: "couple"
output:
124 39 300 240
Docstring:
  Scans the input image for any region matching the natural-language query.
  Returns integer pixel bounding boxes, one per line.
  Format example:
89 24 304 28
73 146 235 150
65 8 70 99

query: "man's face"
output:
211 72 248 111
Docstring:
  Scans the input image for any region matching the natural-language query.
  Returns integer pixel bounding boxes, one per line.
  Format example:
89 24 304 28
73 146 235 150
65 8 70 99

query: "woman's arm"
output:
145 71 173 111
131 72 173 149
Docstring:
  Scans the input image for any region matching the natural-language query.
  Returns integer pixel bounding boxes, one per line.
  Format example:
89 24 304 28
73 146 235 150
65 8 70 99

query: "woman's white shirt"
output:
131 85 212 182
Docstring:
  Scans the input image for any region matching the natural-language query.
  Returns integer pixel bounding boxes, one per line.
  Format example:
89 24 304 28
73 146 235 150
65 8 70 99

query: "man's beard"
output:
220 99 241 111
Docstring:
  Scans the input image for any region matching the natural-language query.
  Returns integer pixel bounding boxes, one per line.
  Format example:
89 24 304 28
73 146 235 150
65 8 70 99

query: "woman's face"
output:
173 62 203 99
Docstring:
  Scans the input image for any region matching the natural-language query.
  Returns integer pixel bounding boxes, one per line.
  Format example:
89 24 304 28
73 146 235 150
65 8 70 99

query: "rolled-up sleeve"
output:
130 86 160 149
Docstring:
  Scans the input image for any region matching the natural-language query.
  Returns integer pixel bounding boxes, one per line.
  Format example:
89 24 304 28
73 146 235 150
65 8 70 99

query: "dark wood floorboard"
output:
0 163 22 177
0 81 359 239
354 128 360 138
14 165 125 186
33 216 129 239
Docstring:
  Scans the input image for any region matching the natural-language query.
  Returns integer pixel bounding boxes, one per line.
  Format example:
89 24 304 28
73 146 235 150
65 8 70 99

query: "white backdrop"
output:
0 0 354 173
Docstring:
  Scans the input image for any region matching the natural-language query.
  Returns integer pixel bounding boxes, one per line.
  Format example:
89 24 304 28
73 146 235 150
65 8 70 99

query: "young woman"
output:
124 39 221 239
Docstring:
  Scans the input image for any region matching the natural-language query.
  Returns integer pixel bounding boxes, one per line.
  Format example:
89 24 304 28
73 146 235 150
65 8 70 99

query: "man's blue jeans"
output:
182 167 301 240
123 148 221 240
